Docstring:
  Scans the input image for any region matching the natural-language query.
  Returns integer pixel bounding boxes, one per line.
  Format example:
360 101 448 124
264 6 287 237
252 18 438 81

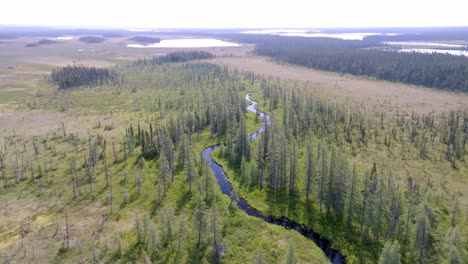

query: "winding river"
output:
202 94 345 263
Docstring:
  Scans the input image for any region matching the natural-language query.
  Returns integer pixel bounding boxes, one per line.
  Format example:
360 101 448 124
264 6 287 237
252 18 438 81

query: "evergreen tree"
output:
256 251 266 264
318 144 327 216
238 116 251 161
183 136 197 193
378 240 401 264
194 194 206 251
209 201 222 262
286 242 297 264
413 204 430 264
305 141 314 203
158 154 170 197
288 139 297 195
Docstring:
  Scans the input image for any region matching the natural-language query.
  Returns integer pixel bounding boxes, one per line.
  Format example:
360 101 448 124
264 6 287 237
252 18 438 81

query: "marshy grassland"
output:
0 33 466 264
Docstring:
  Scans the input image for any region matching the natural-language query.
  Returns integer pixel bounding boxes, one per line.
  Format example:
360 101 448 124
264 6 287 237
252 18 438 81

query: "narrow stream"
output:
202 93 345 263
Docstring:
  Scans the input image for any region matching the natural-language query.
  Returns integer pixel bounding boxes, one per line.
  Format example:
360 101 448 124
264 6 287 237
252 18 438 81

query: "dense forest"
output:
129 36 161 43
79 36 106 43
50 64 119 89
37 39 59 45
136 51 215 65
25 39 59 47
228 35 468 92
364 28 468 42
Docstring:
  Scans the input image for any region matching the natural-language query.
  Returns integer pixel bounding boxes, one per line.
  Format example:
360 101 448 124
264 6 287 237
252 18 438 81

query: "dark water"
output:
202 93 345 263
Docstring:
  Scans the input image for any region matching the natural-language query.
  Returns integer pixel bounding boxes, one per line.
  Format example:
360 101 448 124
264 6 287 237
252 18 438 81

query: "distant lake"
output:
125 28 152 32
127 39 240 48
278 32 381 40
399 48 468 57
241 29 387 40
385 41 465 48
49 36 74 40
241 29 320 34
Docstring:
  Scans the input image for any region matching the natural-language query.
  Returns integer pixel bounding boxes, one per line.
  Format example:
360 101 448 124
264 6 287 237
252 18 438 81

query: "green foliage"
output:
50 64 119 90
286 242 298 264
235 35 468 92
2 56 465 264
37 39 59 45
378 241 401 264
212 78 467 263
128 36 160 43
136 51 214 65
79 36 106 43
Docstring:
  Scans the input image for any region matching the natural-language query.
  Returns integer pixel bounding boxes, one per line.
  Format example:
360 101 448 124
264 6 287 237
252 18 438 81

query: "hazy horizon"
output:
2 24 468 30
1 0 467 29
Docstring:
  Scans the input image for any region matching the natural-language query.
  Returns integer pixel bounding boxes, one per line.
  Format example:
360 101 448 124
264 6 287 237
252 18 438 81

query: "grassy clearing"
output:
212 56 468 115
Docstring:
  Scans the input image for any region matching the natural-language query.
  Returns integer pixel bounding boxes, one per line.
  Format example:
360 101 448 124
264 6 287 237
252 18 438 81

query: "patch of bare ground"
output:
212 56 468 115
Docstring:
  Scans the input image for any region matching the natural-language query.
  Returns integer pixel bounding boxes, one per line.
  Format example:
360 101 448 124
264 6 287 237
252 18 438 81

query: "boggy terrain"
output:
0 33 466 264
212 56 468 115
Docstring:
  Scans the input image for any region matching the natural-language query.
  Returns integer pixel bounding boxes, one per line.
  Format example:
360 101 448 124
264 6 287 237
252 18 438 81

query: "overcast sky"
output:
1 0 467 28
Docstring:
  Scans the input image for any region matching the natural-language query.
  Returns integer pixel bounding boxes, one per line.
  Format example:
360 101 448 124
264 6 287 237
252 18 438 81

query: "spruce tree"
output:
378 240 401 264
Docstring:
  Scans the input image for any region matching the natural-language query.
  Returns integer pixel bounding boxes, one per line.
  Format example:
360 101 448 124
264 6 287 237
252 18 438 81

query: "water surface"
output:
127 38 240 48
385 41 465 48
201 94 344 263
49 36 74 40
279 32 381 40
241 29 386 40
399 48 468 57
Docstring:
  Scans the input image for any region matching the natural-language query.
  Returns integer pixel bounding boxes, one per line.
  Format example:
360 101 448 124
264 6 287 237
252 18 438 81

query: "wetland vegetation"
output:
0 27 467 264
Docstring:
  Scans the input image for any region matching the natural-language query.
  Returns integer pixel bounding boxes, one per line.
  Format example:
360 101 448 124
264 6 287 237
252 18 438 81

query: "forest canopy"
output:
128 36 161 43
136 51 215 65
49 64 119 90
79 36 106 43
229 34 468 92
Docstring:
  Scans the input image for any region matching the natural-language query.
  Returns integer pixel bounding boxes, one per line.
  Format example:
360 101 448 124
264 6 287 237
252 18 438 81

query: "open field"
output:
2 36 465 117
0 36 251 138
212 56 468 115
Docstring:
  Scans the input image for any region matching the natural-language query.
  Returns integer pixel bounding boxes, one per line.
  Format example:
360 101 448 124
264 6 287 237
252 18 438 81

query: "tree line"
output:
136 51 215 65
365 27 468 43
49 64 119 90
79 36 106 43
129 36 161 43
229 34 468 92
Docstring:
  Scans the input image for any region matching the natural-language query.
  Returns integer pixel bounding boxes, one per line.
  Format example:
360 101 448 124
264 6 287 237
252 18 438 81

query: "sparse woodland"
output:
0 51 466 263
216 80 467 263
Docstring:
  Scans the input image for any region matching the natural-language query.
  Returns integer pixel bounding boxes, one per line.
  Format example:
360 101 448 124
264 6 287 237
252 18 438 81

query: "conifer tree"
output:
286 242 298 264
378 240 401 264
305 141 314 203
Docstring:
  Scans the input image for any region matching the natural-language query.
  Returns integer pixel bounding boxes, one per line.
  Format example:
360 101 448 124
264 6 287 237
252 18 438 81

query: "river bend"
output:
201 93 344 263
